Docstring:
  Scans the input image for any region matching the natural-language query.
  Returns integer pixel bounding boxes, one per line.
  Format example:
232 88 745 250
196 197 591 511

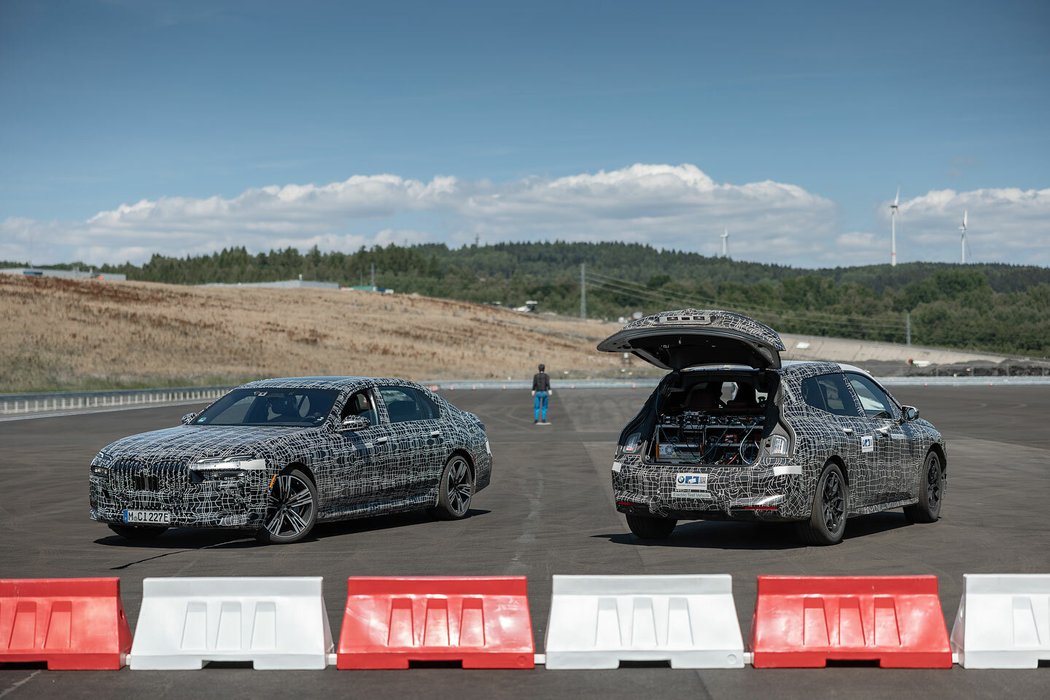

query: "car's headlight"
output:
190 456 266 482
767 435 790 457
90 449 113 476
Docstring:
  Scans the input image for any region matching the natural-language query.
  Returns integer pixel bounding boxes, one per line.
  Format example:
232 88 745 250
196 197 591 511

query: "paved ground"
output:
1 386 1048 699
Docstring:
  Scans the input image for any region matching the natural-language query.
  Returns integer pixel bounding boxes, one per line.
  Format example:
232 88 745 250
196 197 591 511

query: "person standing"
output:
531 363 552 424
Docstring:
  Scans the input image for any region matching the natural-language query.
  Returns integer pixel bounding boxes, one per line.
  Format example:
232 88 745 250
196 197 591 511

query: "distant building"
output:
200 279 340 290
0 267 126 281
345 285 394 294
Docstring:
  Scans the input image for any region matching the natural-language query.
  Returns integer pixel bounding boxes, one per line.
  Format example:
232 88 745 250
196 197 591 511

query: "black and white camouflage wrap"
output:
608 317 945 523
89 377 492 530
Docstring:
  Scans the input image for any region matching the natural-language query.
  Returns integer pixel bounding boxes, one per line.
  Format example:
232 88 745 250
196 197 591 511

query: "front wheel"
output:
256 468 318 544
903 451 944 523
626 514 677 540
431 454 474 520
107 524 167 540
797 461 848 545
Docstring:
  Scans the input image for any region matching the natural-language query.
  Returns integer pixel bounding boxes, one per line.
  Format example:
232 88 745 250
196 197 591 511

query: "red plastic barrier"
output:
337 576 534 669
751 576 952 668
0 578 132 670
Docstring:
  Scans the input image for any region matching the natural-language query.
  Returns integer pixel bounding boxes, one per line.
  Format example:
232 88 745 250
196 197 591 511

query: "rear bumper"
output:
613 458 813 521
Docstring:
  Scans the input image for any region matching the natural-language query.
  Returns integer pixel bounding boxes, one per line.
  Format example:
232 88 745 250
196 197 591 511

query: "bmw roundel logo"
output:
677 475 686 484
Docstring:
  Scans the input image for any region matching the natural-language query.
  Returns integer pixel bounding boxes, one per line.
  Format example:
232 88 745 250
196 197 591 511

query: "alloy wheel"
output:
446 457 473 516
925 455 942 508
264 473 315 540
822 471 845 532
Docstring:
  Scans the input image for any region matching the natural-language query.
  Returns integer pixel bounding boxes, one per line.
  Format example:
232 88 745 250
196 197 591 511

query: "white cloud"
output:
1 165 1047 268
886 187 1050 265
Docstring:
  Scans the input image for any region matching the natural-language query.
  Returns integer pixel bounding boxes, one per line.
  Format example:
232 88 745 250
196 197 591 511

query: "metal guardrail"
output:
0 386 232 417
2 375 1049 419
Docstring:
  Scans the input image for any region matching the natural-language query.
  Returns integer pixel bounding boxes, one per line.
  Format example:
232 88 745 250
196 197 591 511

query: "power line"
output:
584 273 906 336
583 270 902 331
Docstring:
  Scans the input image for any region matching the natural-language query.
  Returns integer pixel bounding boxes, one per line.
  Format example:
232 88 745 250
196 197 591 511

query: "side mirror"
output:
339 415 370 432
181 412 198 425
903 406 920 421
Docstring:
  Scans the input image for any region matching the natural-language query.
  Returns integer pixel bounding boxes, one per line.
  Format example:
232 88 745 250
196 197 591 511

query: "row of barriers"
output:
1 574 1047 671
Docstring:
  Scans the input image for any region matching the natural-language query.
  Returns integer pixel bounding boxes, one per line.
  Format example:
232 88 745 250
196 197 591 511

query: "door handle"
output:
877 427 891 437
842 427 855 435
375 437 389 445
430 430 442 437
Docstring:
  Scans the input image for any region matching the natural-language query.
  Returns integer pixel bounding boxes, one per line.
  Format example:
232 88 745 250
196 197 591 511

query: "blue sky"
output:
1 0 1048 267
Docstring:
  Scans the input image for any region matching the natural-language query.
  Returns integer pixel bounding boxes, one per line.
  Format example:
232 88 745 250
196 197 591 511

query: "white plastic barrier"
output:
129 577 333 670
544 574 745 669
951 573 1050 669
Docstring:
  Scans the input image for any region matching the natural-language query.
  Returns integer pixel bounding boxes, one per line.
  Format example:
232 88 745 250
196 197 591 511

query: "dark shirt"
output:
532 372 551 392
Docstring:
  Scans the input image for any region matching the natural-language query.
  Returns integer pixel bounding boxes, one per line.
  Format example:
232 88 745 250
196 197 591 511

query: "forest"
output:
12 241 1050 357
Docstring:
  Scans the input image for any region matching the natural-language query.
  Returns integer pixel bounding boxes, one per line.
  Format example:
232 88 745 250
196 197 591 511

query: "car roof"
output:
779 360 879 380
235 376 406 392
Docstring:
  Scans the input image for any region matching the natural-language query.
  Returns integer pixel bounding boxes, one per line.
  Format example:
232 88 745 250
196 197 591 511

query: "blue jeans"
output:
533 391 549 421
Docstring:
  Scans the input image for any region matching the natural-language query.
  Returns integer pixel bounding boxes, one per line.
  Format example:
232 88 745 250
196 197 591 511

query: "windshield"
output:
193 388 340 427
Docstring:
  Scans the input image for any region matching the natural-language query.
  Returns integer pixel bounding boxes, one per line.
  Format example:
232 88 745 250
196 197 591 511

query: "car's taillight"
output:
767 434 790 457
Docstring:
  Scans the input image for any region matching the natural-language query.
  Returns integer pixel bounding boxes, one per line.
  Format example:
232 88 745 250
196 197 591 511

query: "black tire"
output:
107 524 167 540
904 450 944 524
256 468 318 544
431 454 474 520
797 461 848 545
626 514 677 540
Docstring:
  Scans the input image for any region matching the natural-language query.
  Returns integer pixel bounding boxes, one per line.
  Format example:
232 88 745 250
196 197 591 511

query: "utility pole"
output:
905 312 911 346
580 263 587 319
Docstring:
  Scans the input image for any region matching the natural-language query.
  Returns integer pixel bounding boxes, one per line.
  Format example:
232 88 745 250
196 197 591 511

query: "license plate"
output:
122 509 171 525
675 473 708 491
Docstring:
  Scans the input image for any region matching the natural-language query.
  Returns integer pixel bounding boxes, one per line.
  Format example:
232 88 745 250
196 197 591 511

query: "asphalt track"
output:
1 385 1049 699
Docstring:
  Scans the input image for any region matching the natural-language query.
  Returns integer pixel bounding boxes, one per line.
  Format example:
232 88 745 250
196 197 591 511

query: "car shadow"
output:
309 508 492 540
94 508 493 555
592 511 914 550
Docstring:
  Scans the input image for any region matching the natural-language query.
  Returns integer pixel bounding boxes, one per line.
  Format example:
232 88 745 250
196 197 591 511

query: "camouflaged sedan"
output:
89 377 491 544
598 310 946 545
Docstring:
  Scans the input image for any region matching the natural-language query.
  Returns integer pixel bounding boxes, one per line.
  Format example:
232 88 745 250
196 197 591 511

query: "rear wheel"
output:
626 514 677 540
904 451 944 523
431 454 474 520
256 468 317 544
107 524 167 540
797 461 848 545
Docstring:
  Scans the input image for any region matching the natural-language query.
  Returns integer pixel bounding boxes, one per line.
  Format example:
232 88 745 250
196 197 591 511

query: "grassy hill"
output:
10 241 1050 358
0 275 629 393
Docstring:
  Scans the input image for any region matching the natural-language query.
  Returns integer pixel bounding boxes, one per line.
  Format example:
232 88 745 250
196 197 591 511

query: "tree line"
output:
10 241 1050 357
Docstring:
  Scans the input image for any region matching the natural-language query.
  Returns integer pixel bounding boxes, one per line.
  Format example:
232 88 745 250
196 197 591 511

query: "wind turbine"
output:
890 186 900 267
721 227 729 258
959 210 968 264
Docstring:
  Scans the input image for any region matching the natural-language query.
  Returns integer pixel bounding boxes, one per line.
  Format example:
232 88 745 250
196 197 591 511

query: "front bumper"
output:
89 463 271 529
613 457 813 521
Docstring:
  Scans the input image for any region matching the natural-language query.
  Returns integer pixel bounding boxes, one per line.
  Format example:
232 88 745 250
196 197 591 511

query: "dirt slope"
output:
0 276 630 392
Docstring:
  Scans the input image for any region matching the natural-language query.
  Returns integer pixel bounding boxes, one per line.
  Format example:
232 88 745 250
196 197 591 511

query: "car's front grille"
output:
110 458 187 495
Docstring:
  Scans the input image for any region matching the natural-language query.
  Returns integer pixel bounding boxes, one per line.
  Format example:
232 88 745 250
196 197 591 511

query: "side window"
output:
378 386 440 423
341 389 378 426
845 374 898 419
800 374 861 417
